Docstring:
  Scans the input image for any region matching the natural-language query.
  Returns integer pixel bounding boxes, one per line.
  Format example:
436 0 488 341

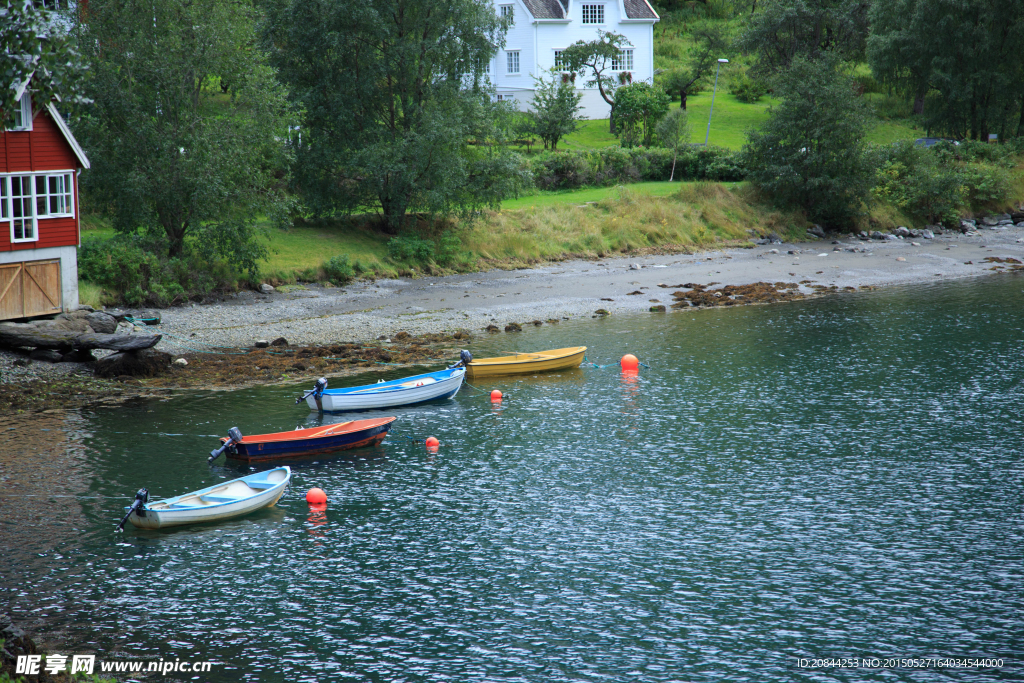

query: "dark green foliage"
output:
729 73 769 103
560 31 633 132
656 109 692 181
614 82 671 148
529 145 745 189
868 0 1024 139
740 0 871 76
78 236 237 307
528 71 584 151
79 0 292 270
0 1 88 129
322 255 355 284
267 0 523 233
743 57 871 227
867 140 1012 226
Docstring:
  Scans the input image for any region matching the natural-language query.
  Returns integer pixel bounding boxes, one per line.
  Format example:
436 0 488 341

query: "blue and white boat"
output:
300 367 466 412
118 467 291 530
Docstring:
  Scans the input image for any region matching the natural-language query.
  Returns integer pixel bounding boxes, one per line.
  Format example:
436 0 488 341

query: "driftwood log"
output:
0 323 161 351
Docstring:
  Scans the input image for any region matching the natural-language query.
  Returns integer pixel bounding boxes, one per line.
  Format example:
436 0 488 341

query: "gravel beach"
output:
154 226 1024 352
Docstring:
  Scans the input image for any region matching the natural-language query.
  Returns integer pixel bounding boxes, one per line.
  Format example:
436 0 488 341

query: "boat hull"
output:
227 418 396 462
465 347 587 378
127 467 290 529
307 368 465 412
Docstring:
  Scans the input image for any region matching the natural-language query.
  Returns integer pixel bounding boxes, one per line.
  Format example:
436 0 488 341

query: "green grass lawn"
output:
500 181 693 210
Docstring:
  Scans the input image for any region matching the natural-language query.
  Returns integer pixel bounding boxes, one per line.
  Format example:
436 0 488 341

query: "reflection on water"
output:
2 277 1024 681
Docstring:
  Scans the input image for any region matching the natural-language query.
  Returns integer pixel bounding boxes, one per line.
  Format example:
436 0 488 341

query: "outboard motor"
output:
208 427 243 462
452 349 473 368
296 377 328 410
116 488 149 531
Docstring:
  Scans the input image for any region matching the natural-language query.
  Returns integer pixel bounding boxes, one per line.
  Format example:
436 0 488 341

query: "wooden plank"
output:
0 264 24 320
23 260 61 310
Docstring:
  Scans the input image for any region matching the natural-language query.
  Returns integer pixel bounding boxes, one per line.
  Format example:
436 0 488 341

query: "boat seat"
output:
200 495 238 503
246 482 277 490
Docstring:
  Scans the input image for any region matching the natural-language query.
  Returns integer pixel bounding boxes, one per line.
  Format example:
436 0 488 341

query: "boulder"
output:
85 311 118 334
807 224 826 238
504 322 522 332
922 229 935 239
270 337 289 346
254 339 270 348
981 216 999 226
895 226 912 237
649 305 666 312
60 349 96 363
125 309 161 325
259 283 275 294
173 358 188 366
29 348 64 363
94 349 171 378
1011 211 1024 222
485 324 499 333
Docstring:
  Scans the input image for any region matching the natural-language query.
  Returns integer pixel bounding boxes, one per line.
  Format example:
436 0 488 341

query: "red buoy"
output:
620 354 639 370
491 389 503 402
425 436 440 448
306 487 327 505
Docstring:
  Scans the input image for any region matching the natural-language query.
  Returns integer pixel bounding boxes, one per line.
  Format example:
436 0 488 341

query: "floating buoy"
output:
490 389 503 402
425 436 440 448
621 354 639 370
306 487 327 505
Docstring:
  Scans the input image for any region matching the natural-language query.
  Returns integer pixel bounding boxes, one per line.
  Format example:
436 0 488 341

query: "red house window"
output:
1 172 75 243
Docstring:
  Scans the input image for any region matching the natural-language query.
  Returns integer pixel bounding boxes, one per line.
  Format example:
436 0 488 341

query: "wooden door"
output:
0 259 63 321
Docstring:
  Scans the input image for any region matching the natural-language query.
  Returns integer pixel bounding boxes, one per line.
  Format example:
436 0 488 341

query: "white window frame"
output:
1 171 76 244
9 93 33 132
506 51 520 75
496 93 515 102
553 50 568 71
611 49 634 72
581 4 605 24
500 4 514 20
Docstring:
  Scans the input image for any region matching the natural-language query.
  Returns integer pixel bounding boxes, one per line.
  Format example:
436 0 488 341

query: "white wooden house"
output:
488 0 659 119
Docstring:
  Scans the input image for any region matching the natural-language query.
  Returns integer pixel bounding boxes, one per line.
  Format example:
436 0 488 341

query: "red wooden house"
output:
1 87 90 321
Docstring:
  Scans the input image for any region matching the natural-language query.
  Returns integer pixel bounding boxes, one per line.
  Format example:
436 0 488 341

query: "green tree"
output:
79 0 292 274
528 70 584 151
742 57 870 227
868 0 1024 140
656 108 691 181
266 0 523 233
658 22 730 110
0 0 88 129
739 0 870 76
561 31 632 133
614 82 670 148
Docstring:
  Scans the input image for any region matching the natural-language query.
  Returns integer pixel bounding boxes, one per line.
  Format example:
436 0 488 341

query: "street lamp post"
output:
704 58 729 146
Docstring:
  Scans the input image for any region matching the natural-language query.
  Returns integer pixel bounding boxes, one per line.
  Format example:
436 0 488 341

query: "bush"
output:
729 73 768 103
386 230 463 266
79 235 237 307
527 145 745 190
322 254 355 283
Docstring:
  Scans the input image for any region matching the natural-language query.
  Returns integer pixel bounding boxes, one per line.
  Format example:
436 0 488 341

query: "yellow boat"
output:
465 346 588 378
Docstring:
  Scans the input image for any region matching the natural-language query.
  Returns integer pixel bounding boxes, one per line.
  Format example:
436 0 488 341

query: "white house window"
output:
500 4 513 18
611 49 634 71
554 50 567 71
9 93 33 132
507 51 520 74
581 4 604 24
496 93 515 102
2 172 75 243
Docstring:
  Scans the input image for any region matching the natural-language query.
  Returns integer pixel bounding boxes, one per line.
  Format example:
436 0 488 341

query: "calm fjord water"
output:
2 277 1023 682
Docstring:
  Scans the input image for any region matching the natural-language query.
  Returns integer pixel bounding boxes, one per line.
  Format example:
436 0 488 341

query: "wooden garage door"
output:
0 259 63 321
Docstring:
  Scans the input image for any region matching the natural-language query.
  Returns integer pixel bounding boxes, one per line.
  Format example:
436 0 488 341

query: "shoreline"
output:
2 227 1023 409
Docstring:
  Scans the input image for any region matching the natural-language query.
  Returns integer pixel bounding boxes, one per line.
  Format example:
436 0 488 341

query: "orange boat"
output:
210 418 396 462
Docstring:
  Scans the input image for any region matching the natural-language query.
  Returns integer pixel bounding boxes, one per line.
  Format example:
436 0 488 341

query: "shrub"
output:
729 73 768 103
386 230 464 266
322 254 355 283
527 146 745 190
78 235 238 307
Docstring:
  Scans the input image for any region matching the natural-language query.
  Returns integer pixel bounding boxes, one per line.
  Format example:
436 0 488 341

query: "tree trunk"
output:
913 87 926 116
681 90 687 110
669 152 677 182
0 323 162 351
1017 94 1024 138
608 106 616 134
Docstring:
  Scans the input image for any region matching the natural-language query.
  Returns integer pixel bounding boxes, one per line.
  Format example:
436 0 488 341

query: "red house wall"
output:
1 107 83 252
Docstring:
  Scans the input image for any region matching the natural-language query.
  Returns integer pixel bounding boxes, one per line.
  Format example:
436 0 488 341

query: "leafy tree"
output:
529 70 584 151
742 57 870 227
266 0 523 233
0 0 88 129
561 31 633 133
614 82 670 148
868 0 1024 140
739 0 870 76
658 22 729 110
79 0 292 274
656 108 691 181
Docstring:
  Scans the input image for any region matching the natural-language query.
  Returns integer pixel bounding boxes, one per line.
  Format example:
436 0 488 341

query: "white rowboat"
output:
123 467 291 529
304 367 465 412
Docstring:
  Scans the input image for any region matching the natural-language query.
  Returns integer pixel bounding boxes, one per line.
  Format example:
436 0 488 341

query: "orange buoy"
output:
306 487 327 505
490 389 503 402
620 354 639 370
425 436 440 448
